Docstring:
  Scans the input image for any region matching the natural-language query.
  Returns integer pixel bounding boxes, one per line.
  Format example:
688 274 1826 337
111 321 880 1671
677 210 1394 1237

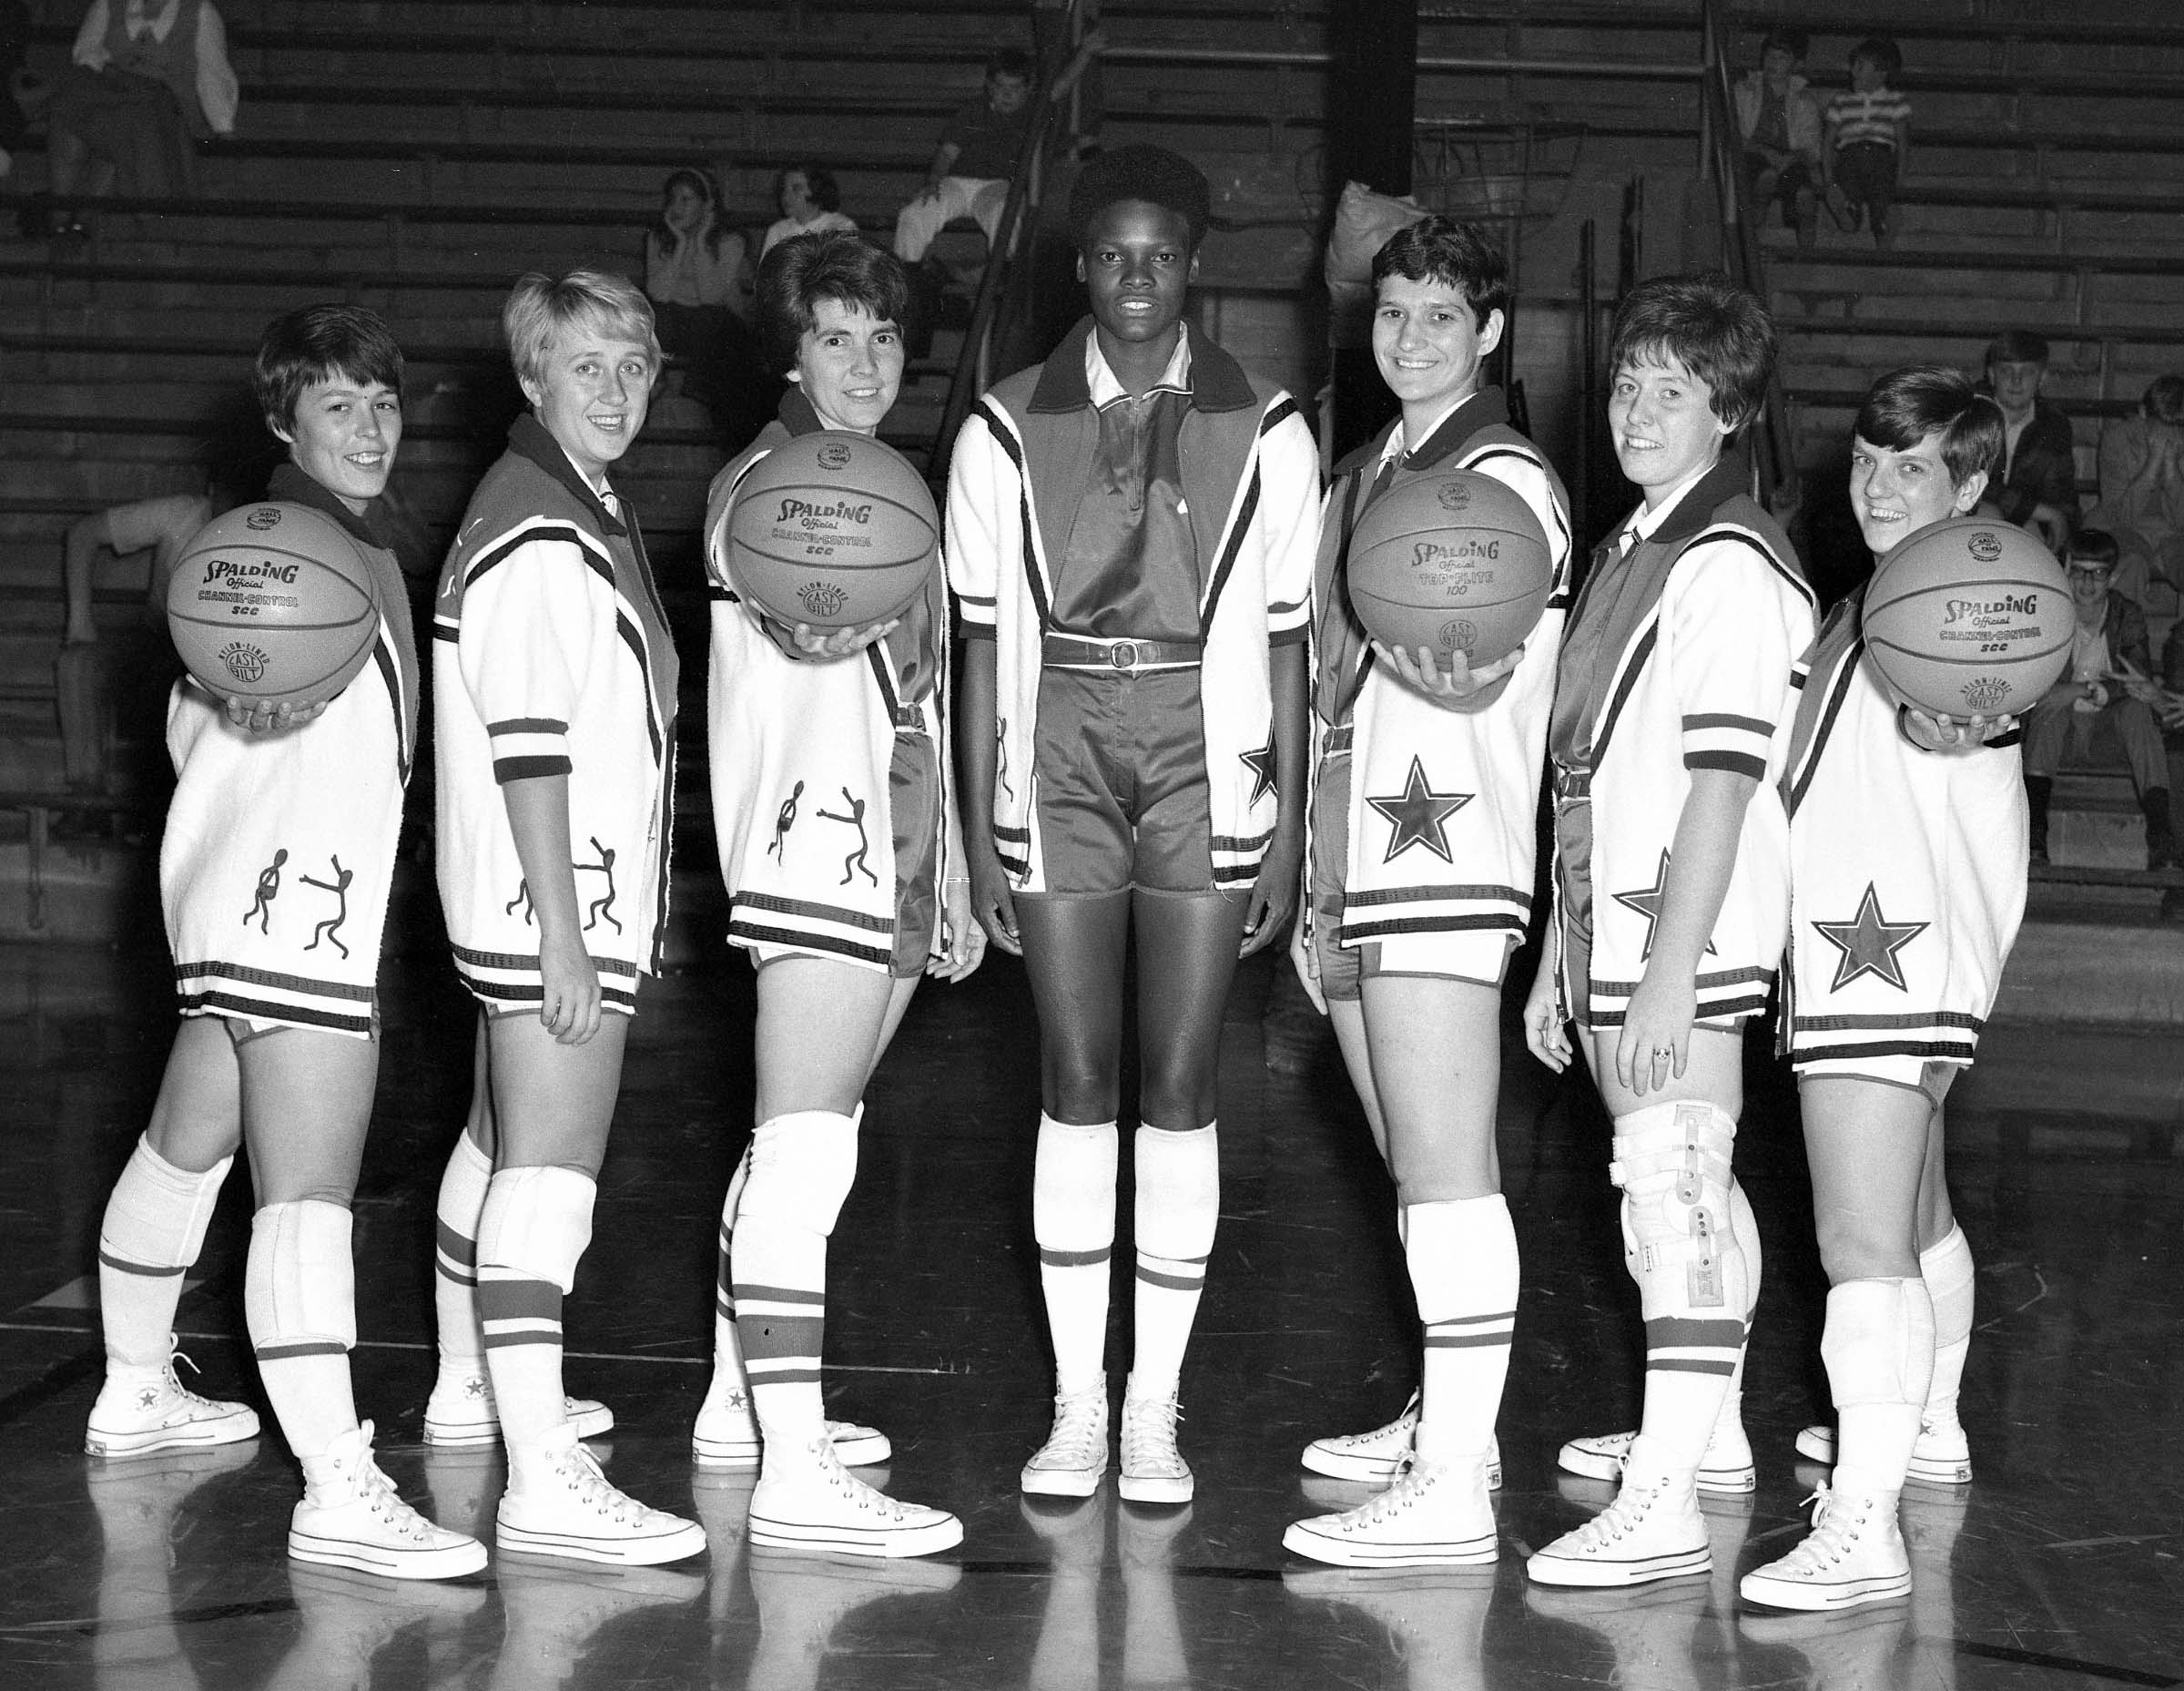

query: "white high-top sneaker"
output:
290 1422 488 1581
1284 1455 1498 1567
1299 1392 1505 1490
747 1433 961 1558
1554 1394 1756 1493
1526 1462 1710 1588
1021 1376 1109 1499
421 1364 613 1447
1740 1482 1912 1611
689 1373 890 1468
1118 1384 1192 1506
496 1422 706 1566
1793 1416 1972 1485
86 1340 259 1458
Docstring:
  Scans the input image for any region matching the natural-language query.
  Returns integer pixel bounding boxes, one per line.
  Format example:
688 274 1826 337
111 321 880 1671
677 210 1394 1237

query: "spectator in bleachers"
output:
38 0 239 235
1979 331 2079 555
1734 28 1823 250
2022 529 2177 870
1823 36 1910 249
891 47 1034 267
2087 375 2184 608
643 167 764 447
1031 0 1102 148
760 164 857 259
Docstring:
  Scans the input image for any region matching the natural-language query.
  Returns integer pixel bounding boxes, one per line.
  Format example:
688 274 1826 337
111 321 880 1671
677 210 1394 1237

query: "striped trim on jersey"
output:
172 960 377 1035
450 942 640 1014
1340 881 1534 943
1589 963 1778 1028
726 891 896 970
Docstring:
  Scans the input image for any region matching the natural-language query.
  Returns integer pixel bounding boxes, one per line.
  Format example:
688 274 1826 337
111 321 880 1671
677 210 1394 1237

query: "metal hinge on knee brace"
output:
1687 1202 1724 1307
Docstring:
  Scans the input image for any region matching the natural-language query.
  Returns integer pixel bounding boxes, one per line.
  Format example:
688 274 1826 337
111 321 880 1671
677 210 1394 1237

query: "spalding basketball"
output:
1861 517 2072 718
1346 468 1553 668
166 503 382 706
726 431 938 630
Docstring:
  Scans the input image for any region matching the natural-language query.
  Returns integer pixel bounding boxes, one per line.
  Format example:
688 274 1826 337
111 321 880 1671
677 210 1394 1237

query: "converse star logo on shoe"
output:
463 1377 488 1400
136 1388 160 1410
726 1390 748 1411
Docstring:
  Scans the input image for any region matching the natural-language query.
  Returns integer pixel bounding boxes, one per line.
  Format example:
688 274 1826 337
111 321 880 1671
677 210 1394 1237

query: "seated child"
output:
1824 37 1911 248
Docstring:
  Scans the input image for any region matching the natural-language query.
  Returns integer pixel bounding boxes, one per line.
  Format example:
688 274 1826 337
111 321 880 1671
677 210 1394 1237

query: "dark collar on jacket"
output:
1331 386 1510 479
774 385 829 438
266 461 392 552
1026 317 1257 416
1642 447 1754 548
507 413 629 536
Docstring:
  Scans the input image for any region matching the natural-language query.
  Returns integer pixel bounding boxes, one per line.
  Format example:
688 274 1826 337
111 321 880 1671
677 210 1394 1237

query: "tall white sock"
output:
98 1136 232 1368
1034 1115 1118 1396
432 1130 493 1370
732 1111 858 1459
1406 1195 1519 1464
1921 1224 1976 1424
476 1165 595 1452
1823 1277 1935 1494
1130 1121 1218 1401
244 1199 358 1460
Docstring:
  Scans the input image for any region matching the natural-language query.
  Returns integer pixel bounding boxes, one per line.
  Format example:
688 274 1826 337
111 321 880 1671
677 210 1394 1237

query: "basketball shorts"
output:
1029 667 1221 896
1799 1054 1959 1107
747 729 939 978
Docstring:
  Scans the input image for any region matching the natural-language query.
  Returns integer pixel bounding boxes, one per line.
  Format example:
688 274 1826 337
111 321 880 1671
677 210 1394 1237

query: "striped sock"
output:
432 1130 492 1371
97 1137 232 1368
1407 1195 1519 1464
1034 1115 1117 1396
731 1112 858 1452
244 1199 357 1460
476 1166 595 1450
1130 1121 1218 1401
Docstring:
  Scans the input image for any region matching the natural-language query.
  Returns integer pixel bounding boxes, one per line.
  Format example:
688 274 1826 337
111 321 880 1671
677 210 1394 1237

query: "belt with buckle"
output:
1042 634 1202 676
1552 764 1591 800
1323 723 1355 754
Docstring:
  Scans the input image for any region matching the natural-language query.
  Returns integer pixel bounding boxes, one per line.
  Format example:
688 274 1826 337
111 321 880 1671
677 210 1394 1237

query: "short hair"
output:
986 47 1034 83
1854 365 2004 488
1068 143 1210 250
1985 330 2049 367
2143 375 2184 425
756 230 910 377
1848 36 1903 76
653 167 726 257
1370 216 1508 331
503 270 661 390
1607 272 1776 432
1761 28 1808 59
253 303 403 434
777 162 841 214
2067 527 2119 566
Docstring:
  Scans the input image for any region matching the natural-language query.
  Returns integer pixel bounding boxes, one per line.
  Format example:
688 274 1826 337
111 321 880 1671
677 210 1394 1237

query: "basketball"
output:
1861 516 2072 718
1345 468 1553 669
725 430 939 630
165 503 383 707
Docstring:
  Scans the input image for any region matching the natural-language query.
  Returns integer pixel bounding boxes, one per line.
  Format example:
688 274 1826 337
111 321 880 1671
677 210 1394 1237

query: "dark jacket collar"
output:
1027 317 1257 415
1641 446 1753 548
267 461 392 552
1331 386 1510 479
507 412 629 536
774 384 829 438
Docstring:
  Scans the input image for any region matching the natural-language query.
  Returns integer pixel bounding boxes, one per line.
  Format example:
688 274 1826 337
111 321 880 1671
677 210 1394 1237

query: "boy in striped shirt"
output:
1824 38 1911 248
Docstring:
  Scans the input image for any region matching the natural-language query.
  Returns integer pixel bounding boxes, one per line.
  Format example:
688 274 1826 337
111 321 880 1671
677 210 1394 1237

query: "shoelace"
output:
813 1438 913 1519
1562 1477 1662 1550
1122 1399 1184 1473
1035 1393 1106 1467
1776 1484 1871 1572
1344 1457 1436 1527
161 1347 222 1411
338 1425 441 1545
556 1444 645 1526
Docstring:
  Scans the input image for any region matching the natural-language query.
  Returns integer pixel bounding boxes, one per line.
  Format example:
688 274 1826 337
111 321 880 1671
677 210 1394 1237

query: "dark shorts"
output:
1832 141 1897 208
1742 149 1815 219
1030 667 1216 896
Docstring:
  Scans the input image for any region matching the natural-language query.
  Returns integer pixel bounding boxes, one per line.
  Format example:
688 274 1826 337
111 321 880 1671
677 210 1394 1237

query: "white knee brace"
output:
1610 1101 1742 1311
1034 1116 1118 1255
1822 1278 1936 1409
477 1165 597 1294
103 1138 234 1270
1135 1123 1220 1262
245 1199 357 1353
740 1111 859 1238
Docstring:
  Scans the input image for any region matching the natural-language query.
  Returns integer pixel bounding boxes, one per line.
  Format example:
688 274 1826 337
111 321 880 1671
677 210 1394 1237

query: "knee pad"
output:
245 1199 356 1353
1611 1101 1742 1311
1034 1115 1117 1253
740 1111 858 1238
1135 1122 1219 1261
1821 1278 1936 1409
476 1165 597 1293
102 1138 233 1270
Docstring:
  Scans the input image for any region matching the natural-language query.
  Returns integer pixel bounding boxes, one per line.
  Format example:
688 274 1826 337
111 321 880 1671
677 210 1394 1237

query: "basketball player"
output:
694 231 980 1555
432 270 701 1564
1741 367 2010 1610
1283 216 1572 1565
947 145 1320 1503
85 304 483 1578
1521 274 1814 1587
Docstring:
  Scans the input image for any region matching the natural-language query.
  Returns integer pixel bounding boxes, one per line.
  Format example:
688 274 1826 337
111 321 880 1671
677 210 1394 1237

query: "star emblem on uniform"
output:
1611 851 1716 961
1812 882 1928 993
1239 734 1279 806
1366 756 1471 863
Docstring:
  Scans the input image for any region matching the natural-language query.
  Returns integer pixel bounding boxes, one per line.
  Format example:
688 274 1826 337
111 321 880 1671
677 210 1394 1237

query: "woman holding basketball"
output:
86 304 484 1579
947 146 1320 1503
1281 218 1572 1567
1521 274 1813 1588
1739 368 2013 1611
430 269 702 1565
691 229 978 1556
